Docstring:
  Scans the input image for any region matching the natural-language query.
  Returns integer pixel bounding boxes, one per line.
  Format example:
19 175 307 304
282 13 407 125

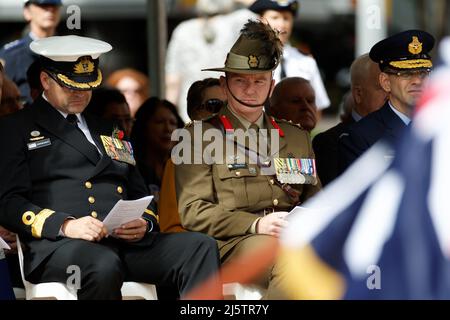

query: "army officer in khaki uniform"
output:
174 20 321 299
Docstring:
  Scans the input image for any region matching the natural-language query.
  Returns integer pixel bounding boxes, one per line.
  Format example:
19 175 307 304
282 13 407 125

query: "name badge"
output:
27 138 51 151
100 135 136 166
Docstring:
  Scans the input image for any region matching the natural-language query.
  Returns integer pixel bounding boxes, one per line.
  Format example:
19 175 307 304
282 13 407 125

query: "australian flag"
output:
280 38 450 300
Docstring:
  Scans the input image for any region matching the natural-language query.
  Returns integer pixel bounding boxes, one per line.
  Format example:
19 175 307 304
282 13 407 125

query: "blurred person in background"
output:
106 68 150 118
313 54 387 186
131 97 184 199
85 87 134 137
26 60 44 103
165 0 257 123
249 0 330 114
267 77 317 132
186 77 227 121
0 77 24 118
0 0 62 105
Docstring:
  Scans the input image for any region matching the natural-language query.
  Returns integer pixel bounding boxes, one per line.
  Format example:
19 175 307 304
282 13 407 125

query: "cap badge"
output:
74 57 95 74
248 55 259 68
408 36 423 55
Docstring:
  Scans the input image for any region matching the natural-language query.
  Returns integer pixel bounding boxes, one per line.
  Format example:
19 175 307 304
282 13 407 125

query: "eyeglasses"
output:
385 70 431 80
200 99 225 113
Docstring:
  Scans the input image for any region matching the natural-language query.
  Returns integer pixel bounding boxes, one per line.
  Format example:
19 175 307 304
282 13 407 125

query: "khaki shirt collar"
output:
226 105 265 130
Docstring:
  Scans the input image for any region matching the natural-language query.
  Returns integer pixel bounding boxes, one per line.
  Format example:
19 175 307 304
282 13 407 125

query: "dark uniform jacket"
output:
175 105 321 258
312 118 355 186
0 34 36 104
338 102 408 172
0 97 158 276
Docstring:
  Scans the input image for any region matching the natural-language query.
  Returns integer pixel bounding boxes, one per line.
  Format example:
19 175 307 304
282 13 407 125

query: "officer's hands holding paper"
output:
62 196 153 242
105 195 153 242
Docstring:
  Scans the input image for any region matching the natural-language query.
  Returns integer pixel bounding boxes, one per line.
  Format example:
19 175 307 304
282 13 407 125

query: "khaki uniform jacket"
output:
175 106 321 257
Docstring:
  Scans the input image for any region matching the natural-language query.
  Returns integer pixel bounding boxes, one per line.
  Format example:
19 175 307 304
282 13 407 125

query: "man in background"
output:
313 54 387 186
0 0 62 105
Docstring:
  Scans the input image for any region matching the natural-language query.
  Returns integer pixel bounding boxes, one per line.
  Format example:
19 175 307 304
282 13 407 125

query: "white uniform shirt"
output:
42 93 102 154
273 43 331 110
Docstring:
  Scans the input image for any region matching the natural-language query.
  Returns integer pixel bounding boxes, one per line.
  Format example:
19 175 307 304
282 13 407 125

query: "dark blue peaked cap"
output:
249 0 299 16
24 0 62 6
370 30 435 71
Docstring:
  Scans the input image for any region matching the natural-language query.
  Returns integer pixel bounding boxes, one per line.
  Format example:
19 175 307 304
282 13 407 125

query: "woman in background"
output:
130 97 184 199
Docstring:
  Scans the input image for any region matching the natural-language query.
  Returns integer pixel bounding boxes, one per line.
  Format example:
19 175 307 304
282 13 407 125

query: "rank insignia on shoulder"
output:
274 158 317 185
101 135 136 166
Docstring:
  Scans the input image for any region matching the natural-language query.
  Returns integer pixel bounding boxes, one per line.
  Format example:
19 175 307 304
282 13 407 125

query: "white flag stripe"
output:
344 171 405 278
428 110 450 258
281 143 392 248
415 71 450 140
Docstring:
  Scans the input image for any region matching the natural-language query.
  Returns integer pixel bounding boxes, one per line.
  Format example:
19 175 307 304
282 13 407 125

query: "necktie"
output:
66 114 83 134
66 114 100 161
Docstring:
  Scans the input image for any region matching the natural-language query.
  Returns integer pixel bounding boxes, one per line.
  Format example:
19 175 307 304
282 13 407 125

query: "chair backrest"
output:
16 235 78 299
15 235 28 287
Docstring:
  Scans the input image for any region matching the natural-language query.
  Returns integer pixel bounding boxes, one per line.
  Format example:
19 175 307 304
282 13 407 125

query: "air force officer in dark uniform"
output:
0 35 220 300
338 30 435 171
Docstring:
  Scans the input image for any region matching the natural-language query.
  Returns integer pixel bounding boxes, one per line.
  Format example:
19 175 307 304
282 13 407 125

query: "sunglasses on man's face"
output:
200 99 225 113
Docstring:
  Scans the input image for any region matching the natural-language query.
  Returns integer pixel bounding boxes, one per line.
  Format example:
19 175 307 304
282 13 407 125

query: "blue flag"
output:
281 37 450 300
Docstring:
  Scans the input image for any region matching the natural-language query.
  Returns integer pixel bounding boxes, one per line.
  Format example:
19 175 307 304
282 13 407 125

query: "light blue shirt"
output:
389 101 411 126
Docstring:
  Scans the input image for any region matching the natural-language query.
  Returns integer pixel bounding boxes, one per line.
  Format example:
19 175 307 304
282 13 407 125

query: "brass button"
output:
88 196 95 204
85 181 92 189
269 179 275 185
273 199 279 206
235 171 241 177
22 211 36 226
91 211 98 218
117 186 123 194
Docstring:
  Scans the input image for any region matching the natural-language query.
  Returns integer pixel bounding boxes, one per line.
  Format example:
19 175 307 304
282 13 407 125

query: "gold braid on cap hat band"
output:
56 69 103 89
389 59 433 69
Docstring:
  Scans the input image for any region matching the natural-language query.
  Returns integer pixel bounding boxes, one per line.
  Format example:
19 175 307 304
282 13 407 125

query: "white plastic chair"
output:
222 282 266 300
16 235 157 300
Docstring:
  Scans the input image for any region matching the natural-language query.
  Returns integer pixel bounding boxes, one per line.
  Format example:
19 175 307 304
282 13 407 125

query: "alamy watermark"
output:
170 123 281 175
66 5 81 30
66 264 81 290
365 5 382 30
366 265 381 290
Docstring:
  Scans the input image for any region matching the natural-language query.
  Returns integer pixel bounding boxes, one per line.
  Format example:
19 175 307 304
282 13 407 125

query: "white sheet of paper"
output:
103 195 153 235
0 236 11 250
